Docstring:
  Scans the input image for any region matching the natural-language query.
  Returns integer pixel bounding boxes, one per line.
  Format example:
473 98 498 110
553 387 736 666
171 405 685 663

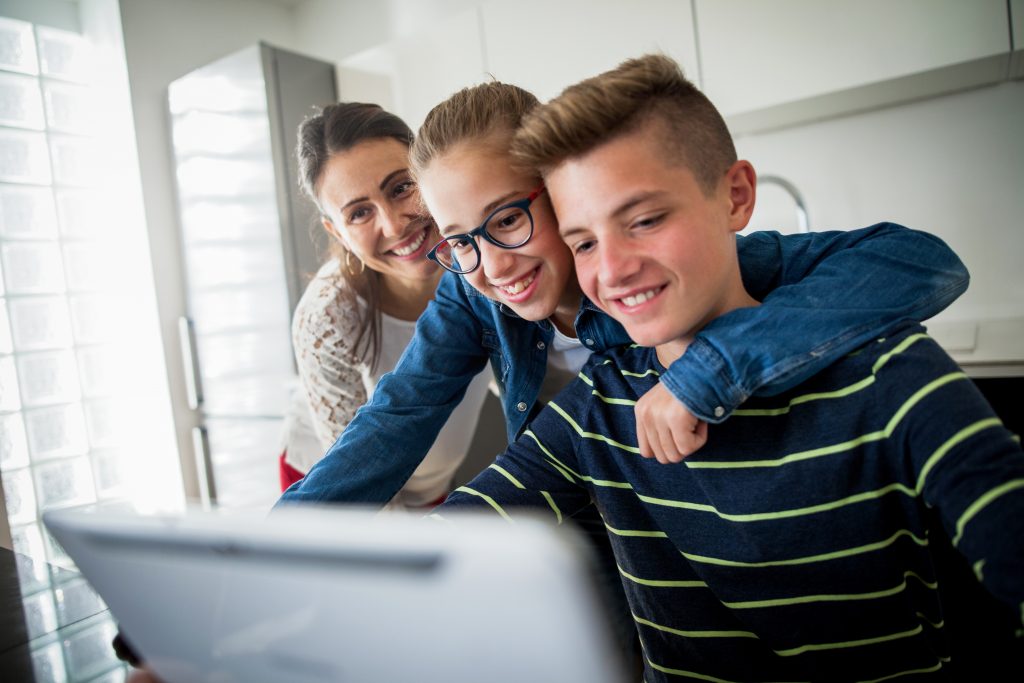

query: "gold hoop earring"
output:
345 251 365 276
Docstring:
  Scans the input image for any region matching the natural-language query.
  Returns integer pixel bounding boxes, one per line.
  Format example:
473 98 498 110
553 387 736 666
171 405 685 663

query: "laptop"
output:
43 505 627 683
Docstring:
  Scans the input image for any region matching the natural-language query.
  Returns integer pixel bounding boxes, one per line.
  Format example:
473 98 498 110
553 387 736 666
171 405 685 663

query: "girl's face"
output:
417 139 576 323
317 138 437 285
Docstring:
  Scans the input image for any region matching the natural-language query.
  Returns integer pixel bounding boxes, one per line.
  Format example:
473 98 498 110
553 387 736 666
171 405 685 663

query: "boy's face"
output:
417 139 577 323
546 122 756 354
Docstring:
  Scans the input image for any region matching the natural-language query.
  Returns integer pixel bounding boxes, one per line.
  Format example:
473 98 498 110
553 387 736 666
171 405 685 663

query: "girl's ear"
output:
724 160 757 233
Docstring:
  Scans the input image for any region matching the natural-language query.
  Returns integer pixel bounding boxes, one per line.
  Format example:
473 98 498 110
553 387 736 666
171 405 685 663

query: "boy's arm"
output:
654 223 968 425
277 272 489 506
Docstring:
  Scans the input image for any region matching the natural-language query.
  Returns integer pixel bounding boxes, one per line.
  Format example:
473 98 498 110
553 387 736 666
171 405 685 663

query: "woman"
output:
279 102 490 508
279 81 968 507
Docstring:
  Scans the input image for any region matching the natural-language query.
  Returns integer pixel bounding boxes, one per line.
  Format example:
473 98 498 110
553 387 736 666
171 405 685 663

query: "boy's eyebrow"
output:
338 168 408 213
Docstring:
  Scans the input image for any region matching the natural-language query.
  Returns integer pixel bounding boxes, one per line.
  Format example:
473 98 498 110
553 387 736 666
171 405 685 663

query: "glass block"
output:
43 524 74 571
76 346 116 397
16 350 80 406
49 135 99 187
54 576 105 627
24 404 89 460
23 590 59 641
91 447 126 497
0 71 45 129
31 639 69 683
67 295 123 344
2 242 66 293
8 296 73 350
83 399 118 448
55 189 115 239
0 300 13 353
0 185 59 239
88 666 129 683
34 455 97 509
0 411 30 469
62 243 119 292
37 26 92 84
41 80 95 134
0 355 21 411
2 466 38 524
0 128 52 184
0 17 39 75
11 521 51 593
186 243 285 290
179 198 280 244
63 618 121 681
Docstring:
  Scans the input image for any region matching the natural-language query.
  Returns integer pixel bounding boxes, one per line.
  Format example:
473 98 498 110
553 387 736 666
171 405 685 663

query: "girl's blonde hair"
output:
410 81 540 178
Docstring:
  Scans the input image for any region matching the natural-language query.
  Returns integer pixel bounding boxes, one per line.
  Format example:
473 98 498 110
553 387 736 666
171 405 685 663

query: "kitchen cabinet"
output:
1012 0 1024 79
480 0 699 102
697 0 1012 133
337 8 486 131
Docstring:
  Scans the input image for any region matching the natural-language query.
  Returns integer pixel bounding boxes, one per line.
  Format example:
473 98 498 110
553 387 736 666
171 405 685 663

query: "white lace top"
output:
282 259 490 508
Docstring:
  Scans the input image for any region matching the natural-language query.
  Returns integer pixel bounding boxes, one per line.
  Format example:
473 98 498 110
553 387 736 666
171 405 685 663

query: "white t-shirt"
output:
536 324 591 406
282 259 490 508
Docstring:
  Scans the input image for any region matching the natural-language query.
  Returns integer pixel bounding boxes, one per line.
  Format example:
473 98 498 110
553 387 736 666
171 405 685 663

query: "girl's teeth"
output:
391 230 426 256
502 272 535 295
622 289 659 307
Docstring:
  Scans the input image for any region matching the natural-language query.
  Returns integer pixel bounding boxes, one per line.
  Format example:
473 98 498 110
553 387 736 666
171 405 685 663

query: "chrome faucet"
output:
757 174 809 233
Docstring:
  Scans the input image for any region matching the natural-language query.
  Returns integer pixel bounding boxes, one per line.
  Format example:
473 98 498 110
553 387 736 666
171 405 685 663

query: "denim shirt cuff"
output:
659 338 748 424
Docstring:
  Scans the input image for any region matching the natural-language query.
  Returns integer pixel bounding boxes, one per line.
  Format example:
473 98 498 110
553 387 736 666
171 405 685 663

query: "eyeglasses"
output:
426 185 546 275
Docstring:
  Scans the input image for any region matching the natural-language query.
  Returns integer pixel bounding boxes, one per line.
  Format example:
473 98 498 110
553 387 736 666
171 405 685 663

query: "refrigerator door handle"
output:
178 316 203 410
191 426 217 508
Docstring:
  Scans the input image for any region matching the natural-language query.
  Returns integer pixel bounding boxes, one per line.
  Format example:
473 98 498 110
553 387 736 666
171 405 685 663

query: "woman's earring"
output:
345 250 365 275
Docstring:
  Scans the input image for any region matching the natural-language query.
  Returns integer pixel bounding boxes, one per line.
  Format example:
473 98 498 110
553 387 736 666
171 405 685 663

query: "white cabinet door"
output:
697 0 1011 132
481 0 700 102
337 8 487 131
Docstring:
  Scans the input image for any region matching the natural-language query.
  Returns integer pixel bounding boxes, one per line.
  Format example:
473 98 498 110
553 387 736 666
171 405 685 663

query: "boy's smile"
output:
546 121 760 364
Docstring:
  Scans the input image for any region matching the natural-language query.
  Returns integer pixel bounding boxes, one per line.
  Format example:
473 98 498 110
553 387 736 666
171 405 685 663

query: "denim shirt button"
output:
714 406 725 418
584 338 595 347
516 401 528 412
536 341 546 350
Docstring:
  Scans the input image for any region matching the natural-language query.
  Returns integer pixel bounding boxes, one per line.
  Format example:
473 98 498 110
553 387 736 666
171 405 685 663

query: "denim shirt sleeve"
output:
276 271 490 505
660 222 969 423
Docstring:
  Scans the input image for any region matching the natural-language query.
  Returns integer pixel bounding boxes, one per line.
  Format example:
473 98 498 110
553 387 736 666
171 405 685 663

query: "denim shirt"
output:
279 223 969 505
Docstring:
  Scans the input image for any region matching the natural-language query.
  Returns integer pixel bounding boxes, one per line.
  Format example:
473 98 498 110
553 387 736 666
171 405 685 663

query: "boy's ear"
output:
725 160 757 232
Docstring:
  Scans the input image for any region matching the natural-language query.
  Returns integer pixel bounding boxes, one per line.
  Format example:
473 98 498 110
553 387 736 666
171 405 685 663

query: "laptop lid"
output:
43 505 627 683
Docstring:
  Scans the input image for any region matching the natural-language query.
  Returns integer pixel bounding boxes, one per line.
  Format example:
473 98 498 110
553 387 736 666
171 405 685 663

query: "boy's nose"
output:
598 238 641 287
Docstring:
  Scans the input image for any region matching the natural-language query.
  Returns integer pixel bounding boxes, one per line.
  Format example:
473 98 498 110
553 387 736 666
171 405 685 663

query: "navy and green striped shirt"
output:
439 323 1024 682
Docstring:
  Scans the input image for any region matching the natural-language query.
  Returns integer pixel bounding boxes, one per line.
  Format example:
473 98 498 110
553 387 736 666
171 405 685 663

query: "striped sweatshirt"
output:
438 323 1024 682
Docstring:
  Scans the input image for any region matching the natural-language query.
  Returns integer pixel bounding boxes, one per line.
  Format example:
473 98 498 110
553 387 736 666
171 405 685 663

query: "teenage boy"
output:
436 55 1024 682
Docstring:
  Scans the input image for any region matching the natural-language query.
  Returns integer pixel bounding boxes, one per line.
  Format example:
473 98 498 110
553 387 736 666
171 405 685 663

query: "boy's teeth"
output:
501 272 535 295
391 230 426 256
622 288 659 307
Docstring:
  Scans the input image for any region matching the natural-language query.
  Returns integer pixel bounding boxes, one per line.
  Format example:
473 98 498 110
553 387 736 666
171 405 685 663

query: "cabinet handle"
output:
178 316 203 410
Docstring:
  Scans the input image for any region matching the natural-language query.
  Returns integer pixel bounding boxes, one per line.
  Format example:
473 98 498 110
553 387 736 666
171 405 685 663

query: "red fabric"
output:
279 451 305 492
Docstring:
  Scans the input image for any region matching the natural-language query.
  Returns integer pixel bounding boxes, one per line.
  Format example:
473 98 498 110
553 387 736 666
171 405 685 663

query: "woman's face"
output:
317 138 437 285
417 139 575 323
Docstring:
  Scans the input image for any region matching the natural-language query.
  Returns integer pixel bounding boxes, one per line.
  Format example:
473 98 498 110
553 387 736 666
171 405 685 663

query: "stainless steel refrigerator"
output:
167 43 337 509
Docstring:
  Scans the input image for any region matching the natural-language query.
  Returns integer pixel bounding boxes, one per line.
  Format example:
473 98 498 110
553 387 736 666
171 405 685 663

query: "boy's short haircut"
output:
511 53 737 195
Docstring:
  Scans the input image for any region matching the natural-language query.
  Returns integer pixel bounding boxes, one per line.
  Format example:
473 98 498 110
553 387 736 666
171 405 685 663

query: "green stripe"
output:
774 625 922 657
857 660 944 683
633 614 757 640
522 430 578 484
682 529 928 568
549 401 641 454
732 333 928 417
973 559 986 582
540 490 563 524
618 566 707 588
915 612 944 630
452 486 513 522
605 523 668 538
488 464 525 489
953 478 1024 546
621 368 660 378
591 390 637 406
915 418 1003 493
721 571 937 609
687 372 967 469
577 371 594 387
636 482 917 523
644 657 743 683
523 429 633 489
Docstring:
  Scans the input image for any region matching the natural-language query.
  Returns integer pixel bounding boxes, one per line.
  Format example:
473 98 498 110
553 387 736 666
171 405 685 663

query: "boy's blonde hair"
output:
410 81 540 177
512 54 736 195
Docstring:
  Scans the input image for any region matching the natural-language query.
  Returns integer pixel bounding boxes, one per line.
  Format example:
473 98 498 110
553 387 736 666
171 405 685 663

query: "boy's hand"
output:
635 382 707 463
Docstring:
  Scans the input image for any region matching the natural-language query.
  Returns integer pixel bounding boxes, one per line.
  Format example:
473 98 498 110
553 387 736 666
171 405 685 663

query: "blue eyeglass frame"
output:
426 184 546 275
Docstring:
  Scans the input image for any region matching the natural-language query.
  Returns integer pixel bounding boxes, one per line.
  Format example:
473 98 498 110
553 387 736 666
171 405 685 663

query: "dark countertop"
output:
0 545 126 682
